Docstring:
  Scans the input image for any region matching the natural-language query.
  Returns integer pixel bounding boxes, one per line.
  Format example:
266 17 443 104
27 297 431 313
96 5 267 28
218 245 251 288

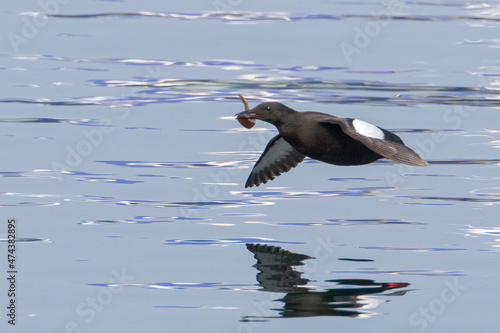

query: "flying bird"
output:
236 94 429 188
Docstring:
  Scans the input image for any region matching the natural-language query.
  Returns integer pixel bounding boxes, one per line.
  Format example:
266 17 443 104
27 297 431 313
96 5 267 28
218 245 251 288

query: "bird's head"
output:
236 98 292 128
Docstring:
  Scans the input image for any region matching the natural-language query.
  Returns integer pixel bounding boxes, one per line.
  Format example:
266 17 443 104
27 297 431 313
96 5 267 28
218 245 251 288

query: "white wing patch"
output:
352 119 385 140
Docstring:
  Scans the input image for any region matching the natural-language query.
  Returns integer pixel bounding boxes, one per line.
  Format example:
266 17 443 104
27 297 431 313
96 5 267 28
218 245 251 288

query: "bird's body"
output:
278 111 382 166
236 97 429 188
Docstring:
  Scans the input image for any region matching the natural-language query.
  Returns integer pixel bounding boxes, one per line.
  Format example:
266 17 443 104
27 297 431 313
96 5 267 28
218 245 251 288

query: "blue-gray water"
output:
1 1 500 332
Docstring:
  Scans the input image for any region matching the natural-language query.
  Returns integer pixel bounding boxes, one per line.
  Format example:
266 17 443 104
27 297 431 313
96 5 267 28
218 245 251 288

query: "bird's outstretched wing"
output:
317 116 429 167
245 135 306 188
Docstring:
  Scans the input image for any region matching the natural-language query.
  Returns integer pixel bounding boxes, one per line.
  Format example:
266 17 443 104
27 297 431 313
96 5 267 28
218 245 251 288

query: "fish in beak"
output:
235 94 256 129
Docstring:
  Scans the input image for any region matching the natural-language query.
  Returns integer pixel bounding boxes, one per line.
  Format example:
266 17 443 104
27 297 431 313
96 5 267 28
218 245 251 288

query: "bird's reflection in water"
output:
244 243 409 320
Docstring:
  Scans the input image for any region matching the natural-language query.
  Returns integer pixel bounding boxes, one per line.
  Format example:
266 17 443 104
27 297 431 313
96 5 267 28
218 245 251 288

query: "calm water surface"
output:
1 0 500 332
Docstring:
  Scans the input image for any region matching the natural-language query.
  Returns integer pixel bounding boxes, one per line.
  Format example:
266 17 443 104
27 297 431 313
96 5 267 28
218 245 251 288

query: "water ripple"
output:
21 11 500 24
14 54 346 73
116 199 273 209
326 219 426 226
3 56 499 107
0 201 60 207
464 226 500 237
361 246 466 251
89 281 256 291
226 75 496 94
232 187 397 199
459 39 500 48
0 237 52 243
7 54 500 107
331 269 465 276
66 171 143 184
327 177 379 182
164 237 304 246
89 76 500 108
400 195 500 204
0 118 106 126
0 169 145 184
463 226 500 251
97 160 251 169
78 215 205 225
273 218 425 227
0 192 274 210
0 170 61 179
153 305 239 310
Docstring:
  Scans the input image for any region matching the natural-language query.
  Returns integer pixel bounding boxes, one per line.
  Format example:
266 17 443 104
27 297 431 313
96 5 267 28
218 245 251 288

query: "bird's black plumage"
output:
236 101 429 188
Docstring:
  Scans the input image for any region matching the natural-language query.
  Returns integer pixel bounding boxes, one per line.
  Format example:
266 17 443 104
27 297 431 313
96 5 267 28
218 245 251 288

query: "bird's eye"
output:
266 106 271 111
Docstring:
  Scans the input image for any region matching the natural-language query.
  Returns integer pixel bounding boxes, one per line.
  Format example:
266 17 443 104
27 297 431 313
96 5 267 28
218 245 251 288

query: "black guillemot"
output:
236 94 429 188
